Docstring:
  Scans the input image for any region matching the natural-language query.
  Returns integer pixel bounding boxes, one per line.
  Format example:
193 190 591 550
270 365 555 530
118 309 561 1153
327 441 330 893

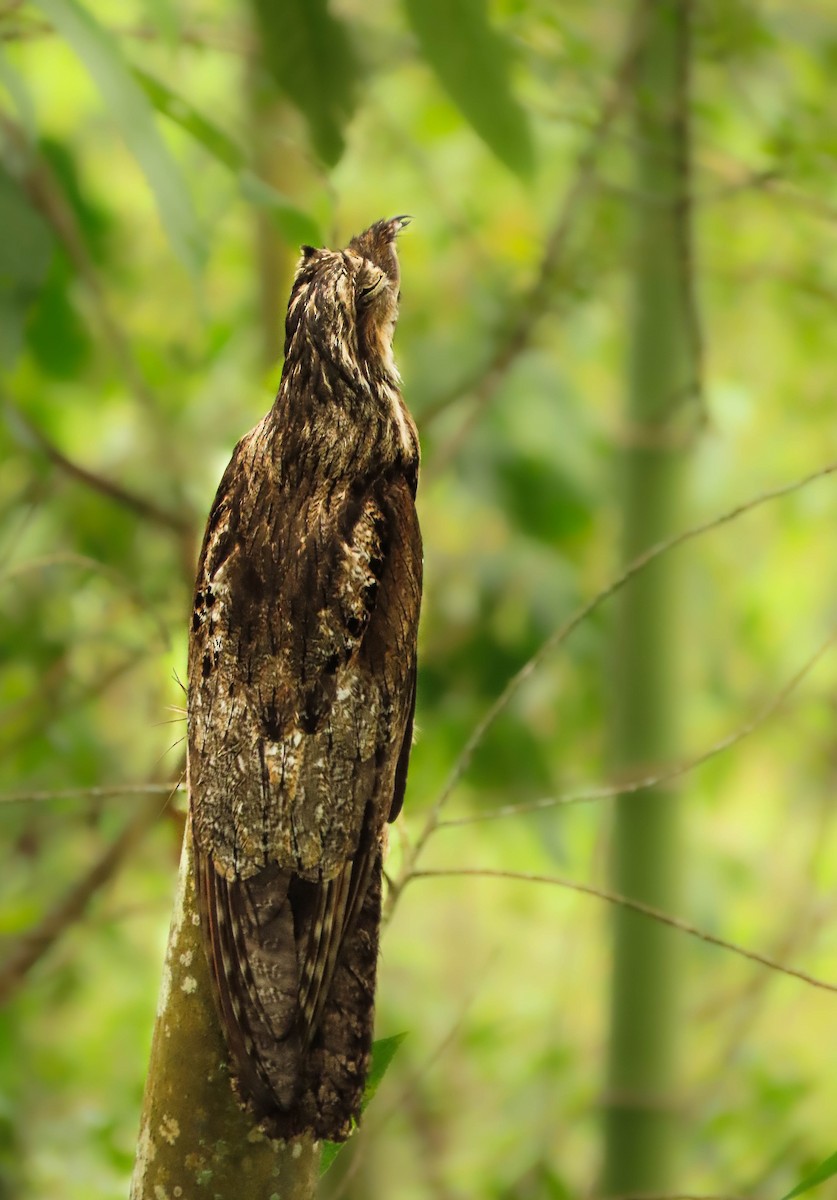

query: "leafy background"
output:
2 0 837 1197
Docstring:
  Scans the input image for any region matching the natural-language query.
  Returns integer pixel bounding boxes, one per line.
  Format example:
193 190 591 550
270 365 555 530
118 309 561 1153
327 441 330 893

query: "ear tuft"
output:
300 244 317 260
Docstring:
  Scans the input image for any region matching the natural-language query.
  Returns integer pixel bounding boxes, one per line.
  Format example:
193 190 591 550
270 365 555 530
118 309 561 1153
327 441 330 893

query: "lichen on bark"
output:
131 827 320 1200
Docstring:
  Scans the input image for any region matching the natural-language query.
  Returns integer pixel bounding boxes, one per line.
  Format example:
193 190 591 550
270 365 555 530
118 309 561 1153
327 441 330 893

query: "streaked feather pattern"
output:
187 217 421 1141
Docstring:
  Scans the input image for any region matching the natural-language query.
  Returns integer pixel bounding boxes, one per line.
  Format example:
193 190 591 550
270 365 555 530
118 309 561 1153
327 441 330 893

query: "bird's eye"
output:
358 275 384 302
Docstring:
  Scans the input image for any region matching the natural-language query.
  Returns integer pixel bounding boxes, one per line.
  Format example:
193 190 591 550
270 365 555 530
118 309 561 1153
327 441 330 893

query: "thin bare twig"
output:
437 626 837 828
598 169 778 209
0 116 198 575
389 458 837 908
7 402 190 535
0 14 252 52
409 869 837 996
0 782 183 805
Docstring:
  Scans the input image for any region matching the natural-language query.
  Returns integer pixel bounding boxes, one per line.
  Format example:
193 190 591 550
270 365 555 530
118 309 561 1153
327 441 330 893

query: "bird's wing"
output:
187 449 421 1129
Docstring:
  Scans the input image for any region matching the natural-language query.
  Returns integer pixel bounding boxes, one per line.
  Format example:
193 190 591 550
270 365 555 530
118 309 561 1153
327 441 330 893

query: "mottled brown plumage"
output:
187 216 421 1141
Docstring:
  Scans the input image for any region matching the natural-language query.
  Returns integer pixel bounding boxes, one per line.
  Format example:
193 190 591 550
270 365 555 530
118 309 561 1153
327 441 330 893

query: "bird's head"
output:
284 216 410 381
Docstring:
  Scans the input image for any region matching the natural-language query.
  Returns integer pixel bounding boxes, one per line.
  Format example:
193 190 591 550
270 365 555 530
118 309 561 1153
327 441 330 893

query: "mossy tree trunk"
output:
602 1 697 1194
130 827 320 1200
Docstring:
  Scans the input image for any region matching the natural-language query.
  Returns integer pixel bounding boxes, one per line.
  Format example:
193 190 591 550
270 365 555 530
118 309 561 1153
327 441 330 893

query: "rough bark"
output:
131 828 320 1200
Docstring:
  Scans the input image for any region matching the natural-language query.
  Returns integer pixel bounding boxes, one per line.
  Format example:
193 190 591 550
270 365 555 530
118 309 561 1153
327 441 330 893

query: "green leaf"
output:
780 1150 837 1200
250 0 358 167
361 1031 407 1106
40 137 112 264
134 71 322 246
133 68 244 171
495 452 593 546
26 251 91 377
30 0 204 272
0 166 54 365
404 0 535 177
319 1032 407 1176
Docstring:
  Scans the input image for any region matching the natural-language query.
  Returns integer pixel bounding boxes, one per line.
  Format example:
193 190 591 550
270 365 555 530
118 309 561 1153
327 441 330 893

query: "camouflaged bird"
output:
187 216 421 1142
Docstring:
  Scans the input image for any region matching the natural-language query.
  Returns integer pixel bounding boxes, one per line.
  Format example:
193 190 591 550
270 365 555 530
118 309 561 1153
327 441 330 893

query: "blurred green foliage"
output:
1 1 837 1198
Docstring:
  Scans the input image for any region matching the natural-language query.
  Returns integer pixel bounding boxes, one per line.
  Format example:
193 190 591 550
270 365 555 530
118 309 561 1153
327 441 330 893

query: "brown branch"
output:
131 830 319 1197
387 457 837 913
0 15 252 52
0 114 155 416
436 626 837 828
7 401 190 535
0 796 162 1004
409 869 837 996
419 2 651 437
0 115 198 575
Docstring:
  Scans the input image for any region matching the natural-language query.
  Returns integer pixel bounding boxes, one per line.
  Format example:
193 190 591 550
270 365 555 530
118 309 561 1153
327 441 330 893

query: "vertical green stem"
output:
602 1 696 1193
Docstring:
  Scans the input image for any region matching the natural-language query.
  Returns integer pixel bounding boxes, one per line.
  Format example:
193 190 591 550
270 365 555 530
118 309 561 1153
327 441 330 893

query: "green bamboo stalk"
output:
130 827 320 1200
601 1 696 1193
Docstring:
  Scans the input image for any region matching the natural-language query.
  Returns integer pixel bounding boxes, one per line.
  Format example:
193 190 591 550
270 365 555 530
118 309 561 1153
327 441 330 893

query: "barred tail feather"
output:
194 839 383 1142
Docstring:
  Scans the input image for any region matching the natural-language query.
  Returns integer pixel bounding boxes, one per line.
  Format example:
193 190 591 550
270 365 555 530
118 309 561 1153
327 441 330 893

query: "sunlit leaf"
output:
134 70 322 246
249 0 358 167
319 1032 407 1175
780 1150 837 1200
133 68 244 171
404 0 534 177
31 0 204 272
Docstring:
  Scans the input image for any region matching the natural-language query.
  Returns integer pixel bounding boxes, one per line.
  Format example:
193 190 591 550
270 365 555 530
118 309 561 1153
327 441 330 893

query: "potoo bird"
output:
187 216 421 1142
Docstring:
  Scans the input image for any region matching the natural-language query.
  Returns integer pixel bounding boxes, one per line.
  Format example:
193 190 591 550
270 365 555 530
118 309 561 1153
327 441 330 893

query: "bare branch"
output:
437 626 837 828
419 2 651 439
388 458 837 909
0 782 183 805
7 401 190 535
0 796 163 1004
0 116 198 575
409 869 837 996
0 14 252 52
